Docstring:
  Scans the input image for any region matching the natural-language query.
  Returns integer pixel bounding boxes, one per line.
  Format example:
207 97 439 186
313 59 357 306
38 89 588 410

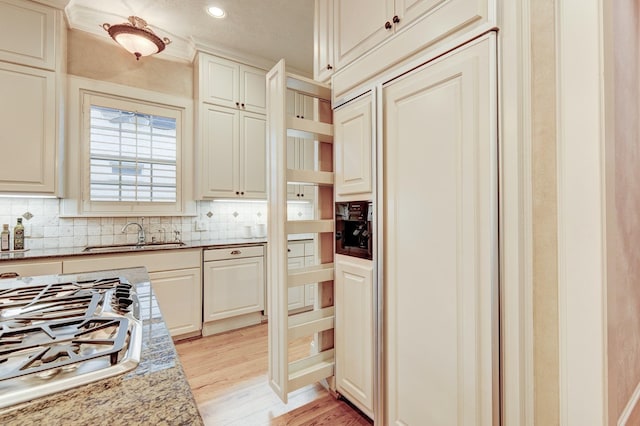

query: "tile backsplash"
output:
0 198 315 249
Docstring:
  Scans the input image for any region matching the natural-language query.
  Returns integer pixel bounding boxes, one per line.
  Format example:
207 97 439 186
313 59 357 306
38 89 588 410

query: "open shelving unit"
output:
266 60 335 403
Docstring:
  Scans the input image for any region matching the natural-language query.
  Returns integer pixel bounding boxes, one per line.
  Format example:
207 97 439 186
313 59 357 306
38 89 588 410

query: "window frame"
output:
62 76 195 217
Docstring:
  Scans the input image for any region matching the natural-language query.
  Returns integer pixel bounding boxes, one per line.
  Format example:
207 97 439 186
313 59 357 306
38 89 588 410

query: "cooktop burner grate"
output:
0 275 142 409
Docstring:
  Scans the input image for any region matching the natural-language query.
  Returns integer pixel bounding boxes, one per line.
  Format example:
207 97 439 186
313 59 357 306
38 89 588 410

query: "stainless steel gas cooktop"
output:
0 276 142 409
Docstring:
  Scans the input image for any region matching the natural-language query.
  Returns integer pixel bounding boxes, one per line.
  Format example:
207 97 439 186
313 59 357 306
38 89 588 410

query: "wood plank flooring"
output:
175 323 372 426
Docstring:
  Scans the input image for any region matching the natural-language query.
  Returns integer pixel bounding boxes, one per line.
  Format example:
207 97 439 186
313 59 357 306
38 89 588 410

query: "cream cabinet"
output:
331 0 493 102
333 0 392 71
0 259 62 277
62 249 202 340
287 240 316 312
314 0 334 82
335 254 374 419
287 257 306 311
0 62 57 194
197 53 266 114
286 90 315 201
382 35 497 425
0 0 58 70
199 104 266 198
149 268 202 337
0 0 63 196
334 0 488 71
334 92 373 199
202 245 265 335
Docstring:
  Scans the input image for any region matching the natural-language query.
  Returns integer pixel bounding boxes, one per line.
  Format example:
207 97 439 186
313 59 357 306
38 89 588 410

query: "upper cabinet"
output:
0 0 57 70
286 90 316 201
0 0 63 197
199 104 267 199
329 0 494 101
195 52 267 199
333 0 392 71
313 0 334 82
198 53 266 114
334 92 373 199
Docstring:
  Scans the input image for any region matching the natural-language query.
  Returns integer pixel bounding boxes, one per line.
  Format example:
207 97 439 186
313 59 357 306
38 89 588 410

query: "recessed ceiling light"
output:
207 6 226 18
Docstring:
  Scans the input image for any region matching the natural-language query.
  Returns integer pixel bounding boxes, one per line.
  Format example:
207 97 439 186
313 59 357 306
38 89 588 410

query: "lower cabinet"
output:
62 249 202 340
149 268 202 337
202 245 265 335
287 240 316 312
335 253 374 418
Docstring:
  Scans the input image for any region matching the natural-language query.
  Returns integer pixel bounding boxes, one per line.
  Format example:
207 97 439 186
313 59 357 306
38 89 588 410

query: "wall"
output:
607 1 640 424
67 29 193 99
0 198 313 249
531 1 559 424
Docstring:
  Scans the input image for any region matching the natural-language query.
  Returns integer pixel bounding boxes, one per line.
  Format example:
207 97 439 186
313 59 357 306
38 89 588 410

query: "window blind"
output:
89 105 177 202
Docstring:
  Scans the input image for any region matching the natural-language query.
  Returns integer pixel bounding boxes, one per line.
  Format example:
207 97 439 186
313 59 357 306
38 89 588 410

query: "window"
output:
61 76 194 217
88 105 177 202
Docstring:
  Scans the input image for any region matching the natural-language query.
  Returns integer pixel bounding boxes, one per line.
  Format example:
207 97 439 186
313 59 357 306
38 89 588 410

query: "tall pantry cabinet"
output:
315 0 498 423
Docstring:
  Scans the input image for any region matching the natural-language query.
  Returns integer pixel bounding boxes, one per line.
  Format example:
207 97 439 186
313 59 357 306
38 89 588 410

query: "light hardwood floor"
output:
175 323 372 426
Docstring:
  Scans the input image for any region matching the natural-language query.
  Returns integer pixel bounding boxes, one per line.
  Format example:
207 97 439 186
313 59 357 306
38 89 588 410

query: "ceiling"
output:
63 0 315 73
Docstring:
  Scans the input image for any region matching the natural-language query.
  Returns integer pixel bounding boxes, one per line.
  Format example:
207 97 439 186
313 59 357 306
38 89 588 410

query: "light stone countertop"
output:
0 267 204 426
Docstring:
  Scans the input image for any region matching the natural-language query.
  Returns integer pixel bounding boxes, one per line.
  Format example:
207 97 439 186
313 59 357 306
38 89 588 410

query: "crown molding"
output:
32 0 69 9
64 4 195 63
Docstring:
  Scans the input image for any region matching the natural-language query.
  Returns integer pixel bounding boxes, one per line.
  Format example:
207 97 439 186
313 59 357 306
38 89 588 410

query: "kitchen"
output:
0 0 638 425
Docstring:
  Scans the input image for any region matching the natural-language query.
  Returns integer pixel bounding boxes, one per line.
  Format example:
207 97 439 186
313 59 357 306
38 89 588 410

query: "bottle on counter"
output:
13 218 24 251
1 224 9 251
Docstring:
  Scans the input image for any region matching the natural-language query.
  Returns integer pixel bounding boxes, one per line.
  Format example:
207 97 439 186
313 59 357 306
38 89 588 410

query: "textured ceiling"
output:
65 0 314 73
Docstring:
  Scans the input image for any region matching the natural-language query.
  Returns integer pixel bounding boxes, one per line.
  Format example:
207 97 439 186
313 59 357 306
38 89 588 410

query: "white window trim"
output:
62 75 195 217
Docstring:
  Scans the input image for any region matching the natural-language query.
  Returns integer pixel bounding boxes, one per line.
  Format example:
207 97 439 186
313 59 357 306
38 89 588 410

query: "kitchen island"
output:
0 267 203 426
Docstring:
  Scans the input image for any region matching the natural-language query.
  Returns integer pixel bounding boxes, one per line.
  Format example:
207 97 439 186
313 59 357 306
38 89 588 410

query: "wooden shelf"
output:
286 73 332 100
287 169 334 186
288 349 335 392
288 263 334 287
286 220 334 235
286 116 333 142
288 306 335 340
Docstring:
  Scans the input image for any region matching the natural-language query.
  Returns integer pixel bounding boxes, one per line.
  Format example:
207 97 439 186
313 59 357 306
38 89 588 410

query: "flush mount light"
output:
102 16 172 61
207 6 226 18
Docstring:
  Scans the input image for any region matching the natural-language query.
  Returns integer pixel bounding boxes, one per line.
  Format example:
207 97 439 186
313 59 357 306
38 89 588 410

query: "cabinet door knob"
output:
241 191 245 195
235 102 240 107
384 21 392 30
326 64 333 70
392 15 400 23
236 191 240 195
300 193 304 197
230 250 242 255
241 103 245 108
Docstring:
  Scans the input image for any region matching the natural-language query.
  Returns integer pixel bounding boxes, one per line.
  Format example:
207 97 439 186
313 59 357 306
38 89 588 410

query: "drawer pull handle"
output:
230 250 242 255
0 272 19 279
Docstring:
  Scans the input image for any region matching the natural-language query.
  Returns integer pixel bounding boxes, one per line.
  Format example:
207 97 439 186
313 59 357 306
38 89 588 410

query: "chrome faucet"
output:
121 218 146 245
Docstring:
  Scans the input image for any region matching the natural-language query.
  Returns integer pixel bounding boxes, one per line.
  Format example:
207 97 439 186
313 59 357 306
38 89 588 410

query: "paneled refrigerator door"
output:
382 33 499 425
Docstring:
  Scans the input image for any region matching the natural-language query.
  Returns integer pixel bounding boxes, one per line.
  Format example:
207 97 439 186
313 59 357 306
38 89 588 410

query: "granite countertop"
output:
0 237 267 262
0 235 314 262
0 267 203 426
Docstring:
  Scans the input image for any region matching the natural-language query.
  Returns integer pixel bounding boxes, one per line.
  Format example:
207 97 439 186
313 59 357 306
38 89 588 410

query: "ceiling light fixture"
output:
207 6 226 18
102 16 172 61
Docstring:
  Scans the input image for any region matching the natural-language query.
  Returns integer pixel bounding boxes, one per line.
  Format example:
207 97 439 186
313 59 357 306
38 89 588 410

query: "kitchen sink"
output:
83 242 187 253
